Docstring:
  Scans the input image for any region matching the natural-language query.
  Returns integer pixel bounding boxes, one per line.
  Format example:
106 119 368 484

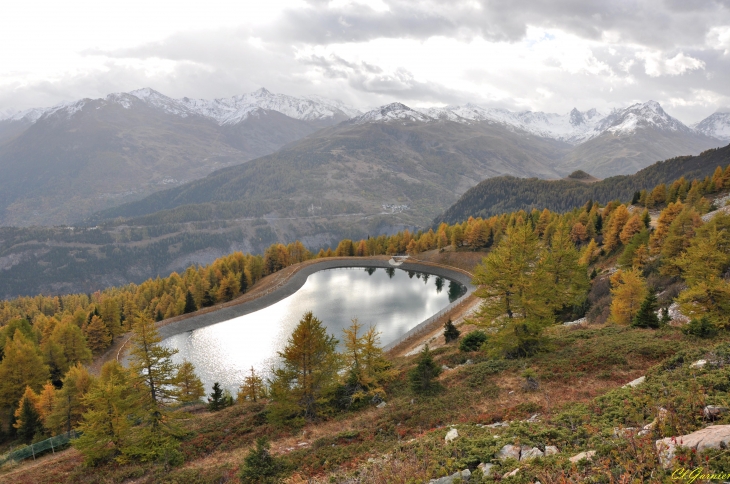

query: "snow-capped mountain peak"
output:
351 103 433 124
0 88 362 128
598 100 689 136
692 109 730 142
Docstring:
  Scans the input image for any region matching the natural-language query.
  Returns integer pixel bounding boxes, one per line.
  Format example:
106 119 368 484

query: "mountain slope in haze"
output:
556 101 721 178
0 89 357 226
435 143 730 224
92 103 571 227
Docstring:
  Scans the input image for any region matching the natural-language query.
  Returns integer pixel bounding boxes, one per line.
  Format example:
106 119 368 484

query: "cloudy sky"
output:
2 0 730 123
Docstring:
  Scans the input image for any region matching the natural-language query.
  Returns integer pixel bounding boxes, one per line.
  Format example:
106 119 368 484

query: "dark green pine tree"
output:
17 397 43 443
208 382 225 411
443 319 460 343
239 437 286 484
183 290 197 314
240 271 248 294
632 292 660 328
408 345 442 395
642 210 651 228
201 290 215 308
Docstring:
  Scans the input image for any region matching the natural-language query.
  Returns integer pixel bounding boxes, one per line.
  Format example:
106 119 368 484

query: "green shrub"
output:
459 331 488 352
239 437 288 483
682 316 718 338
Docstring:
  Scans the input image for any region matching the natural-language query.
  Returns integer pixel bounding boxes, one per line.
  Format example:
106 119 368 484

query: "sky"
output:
2 0 730 123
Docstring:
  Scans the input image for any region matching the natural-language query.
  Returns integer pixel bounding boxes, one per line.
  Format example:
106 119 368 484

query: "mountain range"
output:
0 88 727 230
0 88 358 226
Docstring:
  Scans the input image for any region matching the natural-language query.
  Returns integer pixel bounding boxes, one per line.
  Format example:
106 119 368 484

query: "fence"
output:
0 430 80 466
383 288 476 352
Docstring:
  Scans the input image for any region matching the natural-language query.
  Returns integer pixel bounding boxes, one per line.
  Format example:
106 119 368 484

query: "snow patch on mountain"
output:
1 88 361 128
178 88 361 125
419 103 606 144
692 111 730 141
598 101 690 136
351 103 434 124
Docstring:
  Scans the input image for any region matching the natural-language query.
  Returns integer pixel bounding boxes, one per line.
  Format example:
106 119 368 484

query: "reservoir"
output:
161 266 467 394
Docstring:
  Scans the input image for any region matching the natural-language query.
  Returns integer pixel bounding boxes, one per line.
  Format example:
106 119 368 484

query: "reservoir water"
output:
161 266 467 394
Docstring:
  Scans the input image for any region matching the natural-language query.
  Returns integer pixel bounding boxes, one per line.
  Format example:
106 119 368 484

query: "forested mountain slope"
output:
435 143 730 224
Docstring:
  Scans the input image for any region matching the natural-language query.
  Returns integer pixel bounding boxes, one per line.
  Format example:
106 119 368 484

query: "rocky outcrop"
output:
569 450 596 463
429 469 471 483
622 376 646 388
497 444 522 461
520 446 544 461
656 425 730 468
445 428 459 443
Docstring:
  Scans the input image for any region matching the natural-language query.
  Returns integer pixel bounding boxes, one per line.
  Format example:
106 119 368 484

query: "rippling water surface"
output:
162 267 466 393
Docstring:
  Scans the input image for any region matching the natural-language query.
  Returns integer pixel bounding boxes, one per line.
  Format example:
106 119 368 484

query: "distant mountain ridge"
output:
434 143 730 225
0 89 727 226
0 88 360 226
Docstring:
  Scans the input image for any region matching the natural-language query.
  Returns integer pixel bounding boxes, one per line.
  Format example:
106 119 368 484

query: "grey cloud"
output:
271 0 730 50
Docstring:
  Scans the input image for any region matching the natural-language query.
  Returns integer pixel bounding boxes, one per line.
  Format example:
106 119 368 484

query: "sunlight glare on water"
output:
162 267 465 393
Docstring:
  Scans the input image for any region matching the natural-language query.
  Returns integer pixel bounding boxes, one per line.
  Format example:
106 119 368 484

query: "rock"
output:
486 421 508 428
563 317 587 326
503 467 520 478
497 444 521 461
520 446 544 461
428 469 471 484
568 450 596 463
445 428 459 443
657 425 730 468
376 401 387 409
613 427 638 438
525 413 540 423
690 359 707 369
544 445 559 455
465 359 474 365
622 376 645 388
704 405 729 420
441 365 451 371
477 463 495 477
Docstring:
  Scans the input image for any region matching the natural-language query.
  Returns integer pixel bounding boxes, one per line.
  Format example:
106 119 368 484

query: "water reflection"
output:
162 267 466 394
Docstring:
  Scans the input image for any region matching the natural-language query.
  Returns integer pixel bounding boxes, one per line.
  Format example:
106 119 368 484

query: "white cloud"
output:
707 26 730 54
636 51 705 77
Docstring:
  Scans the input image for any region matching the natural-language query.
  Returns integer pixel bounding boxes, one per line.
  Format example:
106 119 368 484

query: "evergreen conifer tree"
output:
183 290 197 314
632 292 660 328
408 345 442 395
15 389 43 443
443 319 460 343
208 382 225 411
240 270 249 294
239 437 286 484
